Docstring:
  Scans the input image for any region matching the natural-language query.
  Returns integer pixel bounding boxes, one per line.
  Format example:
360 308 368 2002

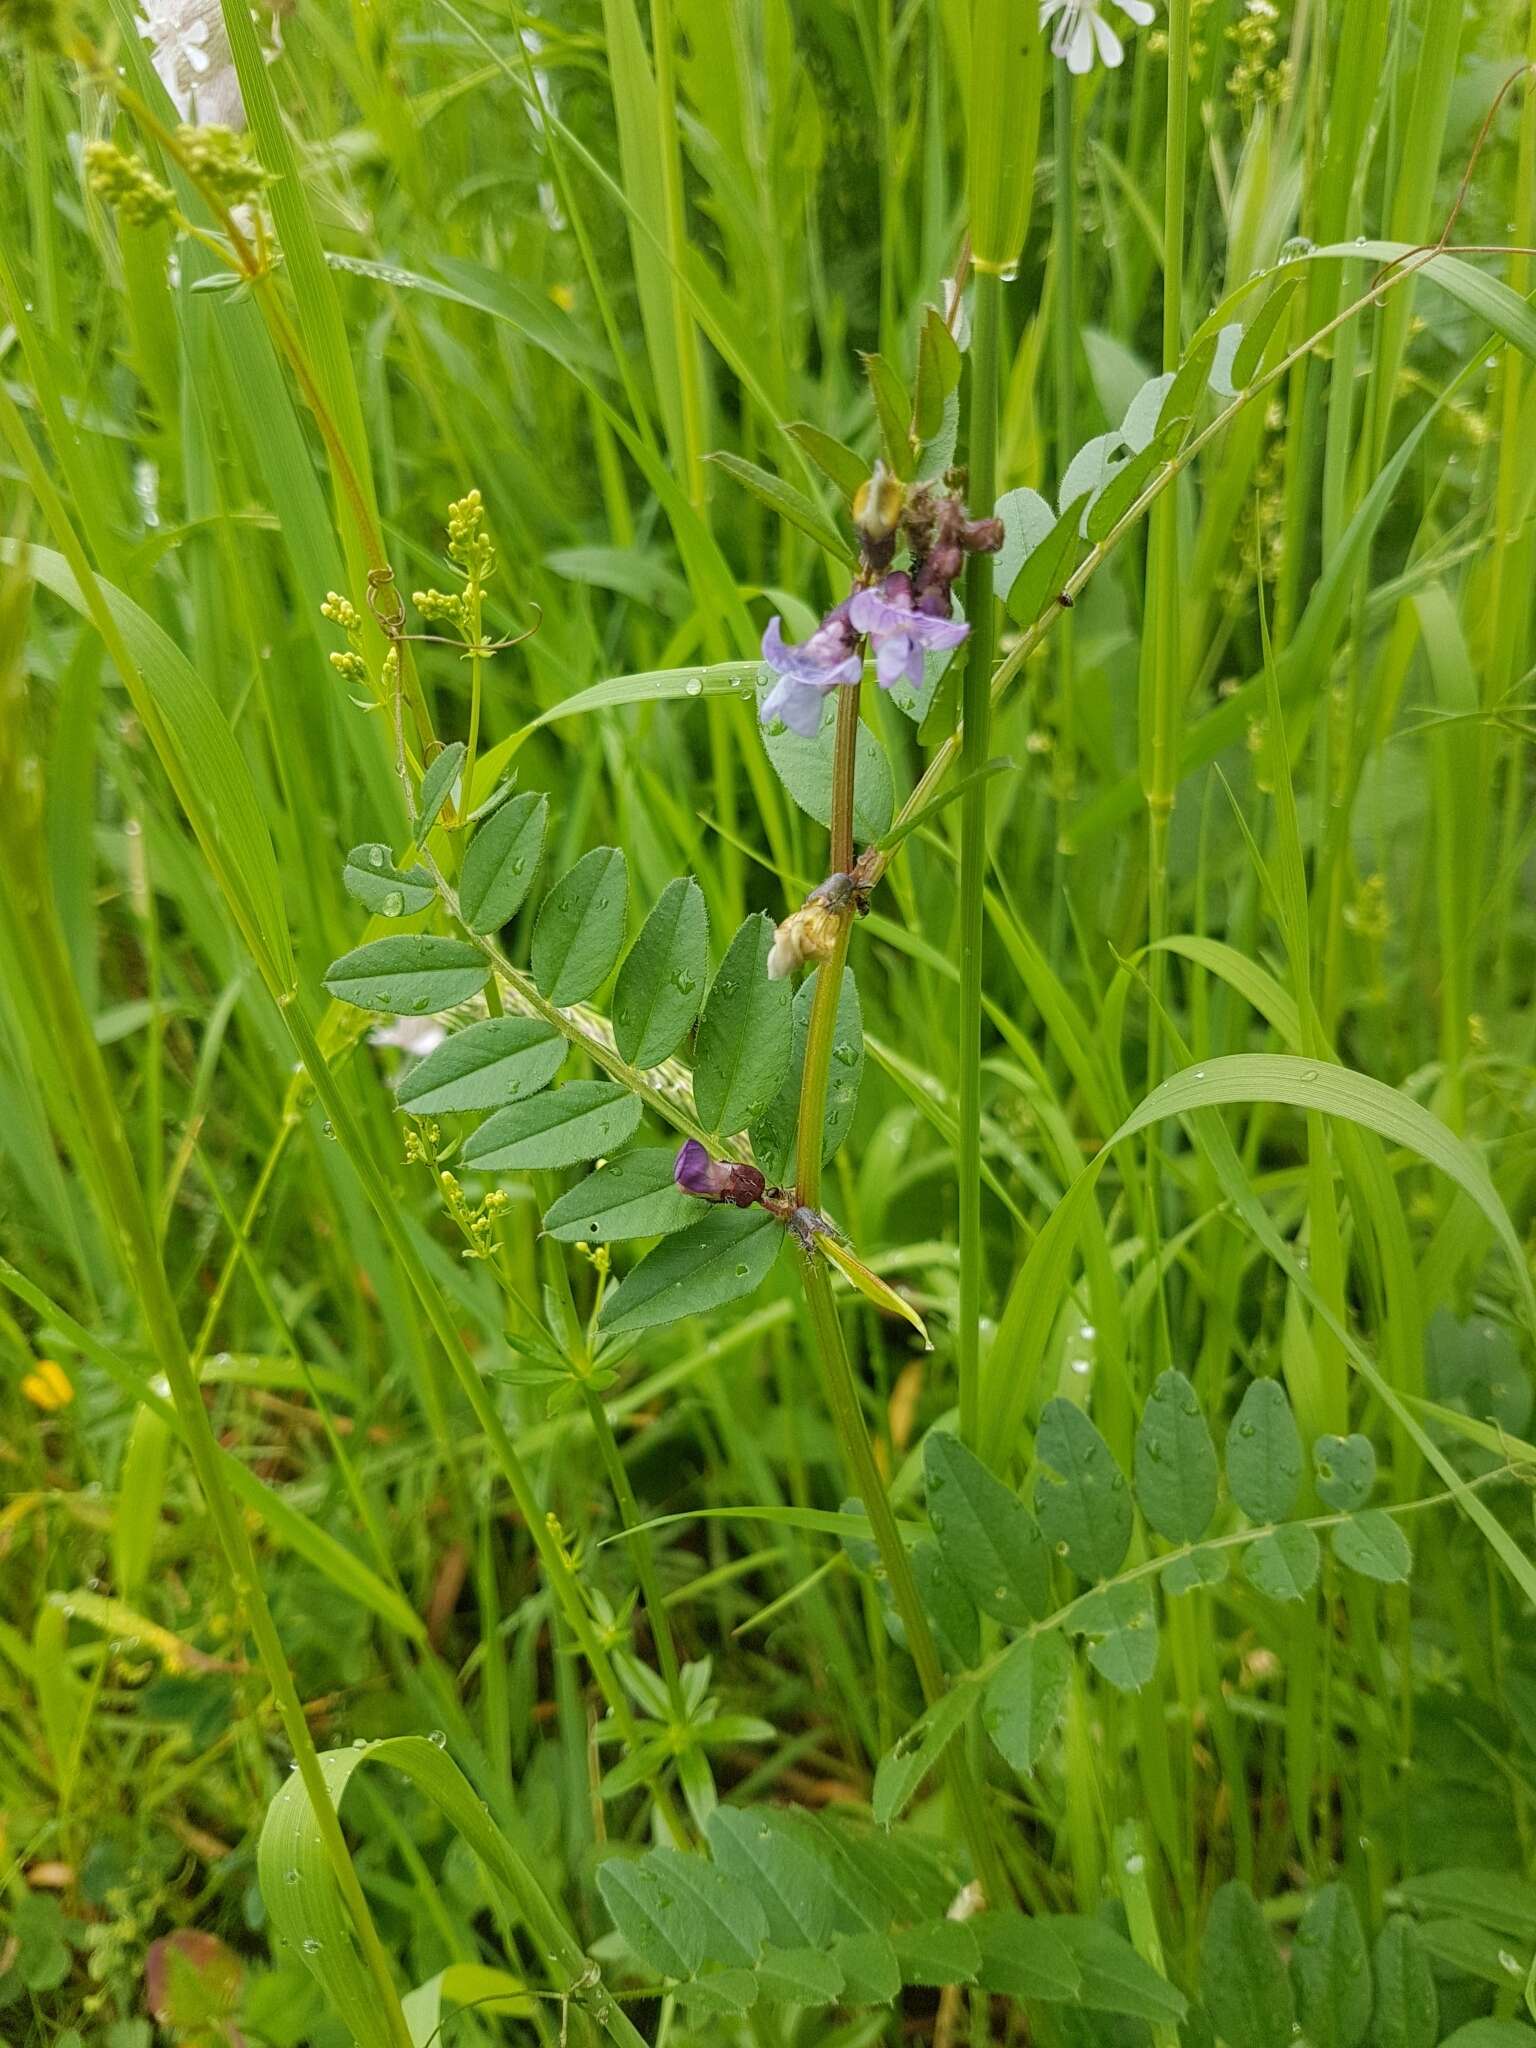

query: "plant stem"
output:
957 264 1002 1455
790 685 1007 1902
582 1385 686 1706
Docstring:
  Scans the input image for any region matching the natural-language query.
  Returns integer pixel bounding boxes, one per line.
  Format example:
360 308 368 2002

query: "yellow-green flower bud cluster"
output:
84 142 176 230
177 123 272 207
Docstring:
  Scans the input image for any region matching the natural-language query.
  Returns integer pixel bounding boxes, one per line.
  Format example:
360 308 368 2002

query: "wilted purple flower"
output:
759 602 863 737
848 573 970 692
674 1140 766 1208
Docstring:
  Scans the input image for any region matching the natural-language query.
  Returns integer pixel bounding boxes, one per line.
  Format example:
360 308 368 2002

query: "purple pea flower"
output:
759 602 863 737
848 572 970 692
674 1140 766 1208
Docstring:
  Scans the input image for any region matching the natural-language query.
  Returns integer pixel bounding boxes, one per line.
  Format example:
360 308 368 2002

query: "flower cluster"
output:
321 589 370 684
414 490 496 632
759 474 1002 738
1041 0 1155 74
83 141 176 229
176 122 272 206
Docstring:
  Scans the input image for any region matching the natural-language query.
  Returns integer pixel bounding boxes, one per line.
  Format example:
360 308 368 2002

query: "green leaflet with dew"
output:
612 876 708 1069
322 935 487 1015
530 847 628 1005
692 914 793 1136
462 1081 641 1171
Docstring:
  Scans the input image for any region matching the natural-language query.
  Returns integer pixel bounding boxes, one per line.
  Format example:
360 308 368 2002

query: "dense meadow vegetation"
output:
3 0 1536 2042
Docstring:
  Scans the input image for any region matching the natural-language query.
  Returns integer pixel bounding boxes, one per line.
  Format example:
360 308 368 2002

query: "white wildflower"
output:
1040 0 1155 73
138 0 244 126
369 1016 448 1057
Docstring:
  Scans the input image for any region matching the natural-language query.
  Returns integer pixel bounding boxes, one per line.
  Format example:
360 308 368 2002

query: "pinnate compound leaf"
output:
704 1806 838 1951
598 1208 782 1337
1369 1916 1437 2048
871 1679 981 1827
1331 1509 1411 1584
542 1148 695 1244
983 1631 1072 1775
458 791 548 933
530 847 628 1005
692 914 793 1135
924 1432 1052 1626
462 1082 641 1171
1134 1369 1219 1545
323 936 487 1015
969 1913 1081 2001
1313 1432 1377 1511
889 1920 980 1987
1034 1398 1133 1581
1226 1379 1303 1523
1201 1881 1295 2048
395 1017 564 1115
342 844 435 916
1051 1916 1188 2022
417 743 464 830
1241 1522 1320 1602
612 877 707 1068
1291 1883 1371 2048
1071 1579 1160 1693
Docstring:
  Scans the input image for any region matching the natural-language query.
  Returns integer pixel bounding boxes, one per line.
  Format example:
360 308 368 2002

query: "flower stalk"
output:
790 686 1009 1905
956 264 1003 1461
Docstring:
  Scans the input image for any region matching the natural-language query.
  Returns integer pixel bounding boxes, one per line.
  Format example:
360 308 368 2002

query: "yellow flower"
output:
21 1360 73 1412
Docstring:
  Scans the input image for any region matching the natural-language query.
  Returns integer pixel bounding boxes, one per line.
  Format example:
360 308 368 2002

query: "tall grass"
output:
2 1 1535 2044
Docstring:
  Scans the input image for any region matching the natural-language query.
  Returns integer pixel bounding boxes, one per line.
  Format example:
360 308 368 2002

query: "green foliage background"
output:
2 0 1536 2043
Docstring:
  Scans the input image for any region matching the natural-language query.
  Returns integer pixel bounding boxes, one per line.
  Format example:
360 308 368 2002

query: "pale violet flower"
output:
848 573 969 692
759 602 862 738
1041 0 1155 73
